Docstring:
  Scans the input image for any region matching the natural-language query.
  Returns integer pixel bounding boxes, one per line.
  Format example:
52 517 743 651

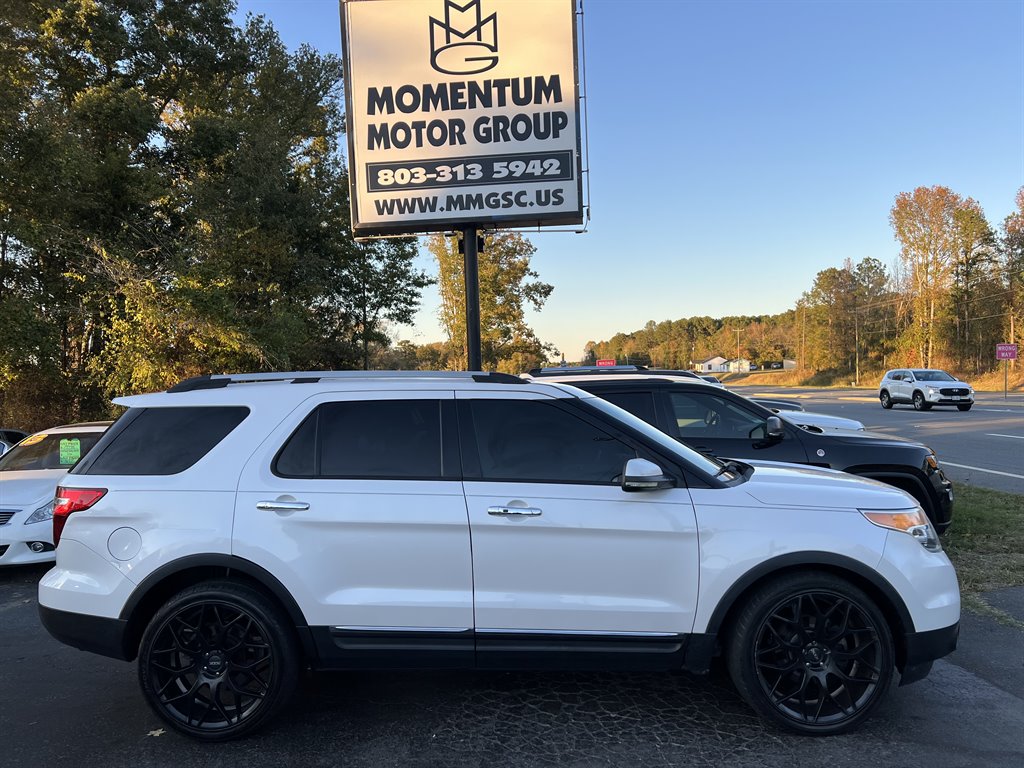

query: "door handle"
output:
487 506 542 517
256 500 310 512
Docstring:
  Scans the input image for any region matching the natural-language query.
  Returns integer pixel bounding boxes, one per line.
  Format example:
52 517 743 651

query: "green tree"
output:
429 231 554 372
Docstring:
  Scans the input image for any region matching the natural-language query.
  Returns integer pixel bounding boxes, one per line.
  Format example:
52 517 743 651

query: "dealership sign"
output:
996 343 1018 360
341 0 583 236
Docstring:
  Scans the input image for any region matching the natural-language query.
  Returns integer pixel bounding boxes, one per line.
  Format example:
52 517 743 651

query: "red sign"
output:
596 359 616 367
996 343 1018 360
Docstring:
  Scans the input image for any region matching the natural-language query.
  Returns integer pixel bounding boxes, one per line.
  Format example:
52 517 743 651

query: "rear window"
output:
0 431 104 471
78 407 249 475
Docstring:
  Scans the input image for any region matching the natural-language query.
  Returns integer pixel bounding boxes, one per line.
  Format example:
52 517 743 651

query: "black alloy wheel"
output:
912 391 931 411
879 391 892 409
138 581 299 741
727 572 894 735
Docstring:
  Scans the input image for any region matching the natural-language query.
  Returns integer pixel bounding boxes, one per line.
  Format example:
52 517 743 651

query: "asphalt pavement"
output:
733 386 1024 495
1 564 1023 768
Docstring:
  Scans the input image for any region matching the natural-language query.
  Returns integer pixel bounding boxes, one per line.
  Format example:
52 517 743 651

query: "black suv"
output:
535 372 954 532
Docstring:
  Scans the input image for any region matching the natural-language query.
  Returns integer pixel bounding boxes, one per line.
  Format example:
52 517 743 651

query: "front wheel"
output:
957 404 972 412
879 391 892 409
726 572 894 735
912 391 931 411
138 580 300 741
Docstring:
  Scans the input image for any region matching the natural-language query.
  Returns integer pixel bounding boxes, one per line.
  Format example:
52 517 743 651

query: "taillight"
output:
53 486 107 547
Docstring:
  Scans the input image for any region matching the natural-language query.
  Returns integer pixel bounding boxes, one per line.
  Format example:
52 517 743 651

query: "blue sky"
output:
235 0 1024 361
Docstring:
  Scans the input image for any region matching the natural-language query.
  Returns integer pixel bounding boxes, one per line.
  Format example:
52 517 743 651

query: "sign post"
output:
996 343 1018 400
340 0 584 370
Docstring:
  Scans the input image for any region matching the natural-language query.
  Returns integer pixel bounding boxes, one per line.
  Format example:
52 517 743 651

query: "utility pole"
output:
732 328 742 366
458 227 483 371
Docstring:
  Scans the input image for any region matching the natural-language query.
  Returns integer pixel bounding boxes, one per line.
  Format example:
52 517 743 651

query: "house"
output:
727 358 752 373
696 356 729 373
783 359 797 370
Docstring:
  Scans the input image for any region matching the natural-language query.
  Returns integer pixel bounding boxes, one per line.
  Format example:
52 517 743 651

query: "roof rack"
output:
166 371 524 393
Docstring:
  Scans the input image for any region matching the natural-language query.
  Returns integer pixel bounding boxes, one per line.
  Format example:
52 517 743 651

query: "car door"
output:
233 391 474 666
895 371 912 402
457 390 699 667
661 388 809 464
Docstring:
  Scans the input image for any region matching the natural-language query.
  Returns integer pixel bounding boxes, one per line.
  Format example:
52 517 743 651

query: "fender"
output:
119 553 316 660
682 551 915 674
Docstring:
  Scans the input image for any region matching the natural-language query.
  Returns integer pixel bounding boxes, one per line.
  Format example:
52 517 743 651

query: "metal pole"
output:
1005 358 1009 400
462 225 482 371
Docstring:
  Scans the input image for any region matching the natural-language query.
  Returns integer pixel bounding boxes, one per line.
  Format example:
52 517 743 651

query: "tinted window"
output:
669 392 764 439
911 370 955 381
469 399 635 484
596 391 658 427
82 407 248 475
0 431 104 471
275 399 442 479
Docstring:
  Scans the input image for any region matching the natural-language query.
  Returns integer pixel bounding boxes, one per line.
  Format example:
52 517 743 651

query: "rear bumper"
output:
900 621 959 685
38 604 133 661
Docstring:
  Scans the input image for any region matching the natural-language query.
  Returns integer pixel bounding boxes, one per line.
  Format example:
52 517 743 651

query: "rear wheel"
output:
912 391 931 411
726 571 894 735
879 391 892 409
957 404 972 412
138 580 300 741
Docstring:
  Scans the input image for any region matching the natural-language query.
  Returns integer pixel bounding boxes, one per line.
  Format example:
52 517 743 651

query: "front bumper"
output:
924 391 973 405
900 621 959 685
0 518 56 566
927 470 954 532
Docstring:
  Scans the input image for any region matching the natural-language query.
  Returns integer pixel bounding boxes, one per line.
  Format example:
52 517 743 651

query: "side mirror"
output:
621 458 676 492
765 415 785 440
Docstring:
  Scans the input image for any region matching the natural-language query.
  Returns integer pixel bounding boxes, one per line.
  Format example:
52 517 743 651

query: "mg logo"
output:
429 0 499 75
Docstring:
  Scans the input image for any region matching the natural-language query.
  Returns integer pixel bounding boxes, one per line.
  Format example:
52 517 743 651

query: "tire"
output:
879 391 892 409
725 571 895 736
138 580 300 741
957 404 972 412
912 391 931 411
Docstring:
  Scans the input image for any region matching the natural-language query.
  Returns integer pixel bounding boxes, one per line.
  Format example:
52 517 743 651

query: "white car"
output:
777 411 865 432
879 369 974 411
39 371 959 740
0 422 109 566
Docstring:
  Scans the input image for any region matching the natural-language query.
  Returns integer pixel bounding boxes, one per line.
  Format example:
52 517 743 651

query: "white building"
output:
696 356 729 373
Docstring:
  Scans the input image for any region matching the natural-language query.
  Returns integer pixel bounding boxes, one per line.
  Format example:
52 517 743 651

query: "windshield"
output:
911 370 956 381
0 431 103 472
583 395 731 479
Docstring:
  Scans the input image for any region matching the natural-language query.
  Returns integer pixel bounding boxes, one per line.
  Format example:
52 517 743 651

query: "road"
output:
733 387 1024 495
2 564 1023 768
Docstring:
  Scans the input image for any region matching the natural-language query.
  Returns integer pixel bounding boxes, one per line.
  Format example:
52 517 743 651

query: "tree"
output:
340 239 432 369
890 186 969 366
429 232 554 372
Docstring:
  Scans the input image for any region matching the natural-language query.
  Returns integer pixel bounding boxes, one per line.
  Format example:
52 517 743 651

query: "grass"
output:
942 484 1024 626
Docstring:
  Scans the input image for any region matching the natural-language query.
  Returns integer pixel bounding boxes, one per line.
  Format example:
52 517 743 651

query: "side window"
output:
81 407 249 475
668 392 765 439
468 399 636 484
596 391 658 427
888 372 900 381
275 399 442 479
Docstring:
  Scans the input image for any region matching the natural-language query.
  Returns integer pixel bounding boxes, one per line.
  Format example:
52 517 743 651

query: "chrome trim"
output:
332 626 471 633
475 628 681 637
487 506 542 517
256 500 310 512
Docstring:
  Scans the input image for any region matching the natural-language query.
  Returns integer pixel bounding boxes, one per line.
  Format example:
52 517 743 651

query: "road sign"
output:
596 359 616 367
996 343 1018 360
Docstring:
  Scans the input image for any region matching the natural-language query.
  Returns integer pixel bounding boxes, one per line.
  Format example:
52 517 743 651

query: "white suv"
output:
39 371 960 740
879 369 974 411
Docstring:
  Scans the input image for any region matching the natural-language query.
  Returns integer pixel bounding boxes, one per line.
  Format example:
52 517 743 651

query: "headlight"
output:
860 508 942 552
927 387 937 395
925 453 939 471
24 500 54 525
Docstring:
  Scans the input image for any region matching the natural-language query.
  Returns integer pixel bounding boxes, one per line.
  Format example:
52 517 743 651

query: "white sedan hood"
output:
0 469 67 507
780 411 865 431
